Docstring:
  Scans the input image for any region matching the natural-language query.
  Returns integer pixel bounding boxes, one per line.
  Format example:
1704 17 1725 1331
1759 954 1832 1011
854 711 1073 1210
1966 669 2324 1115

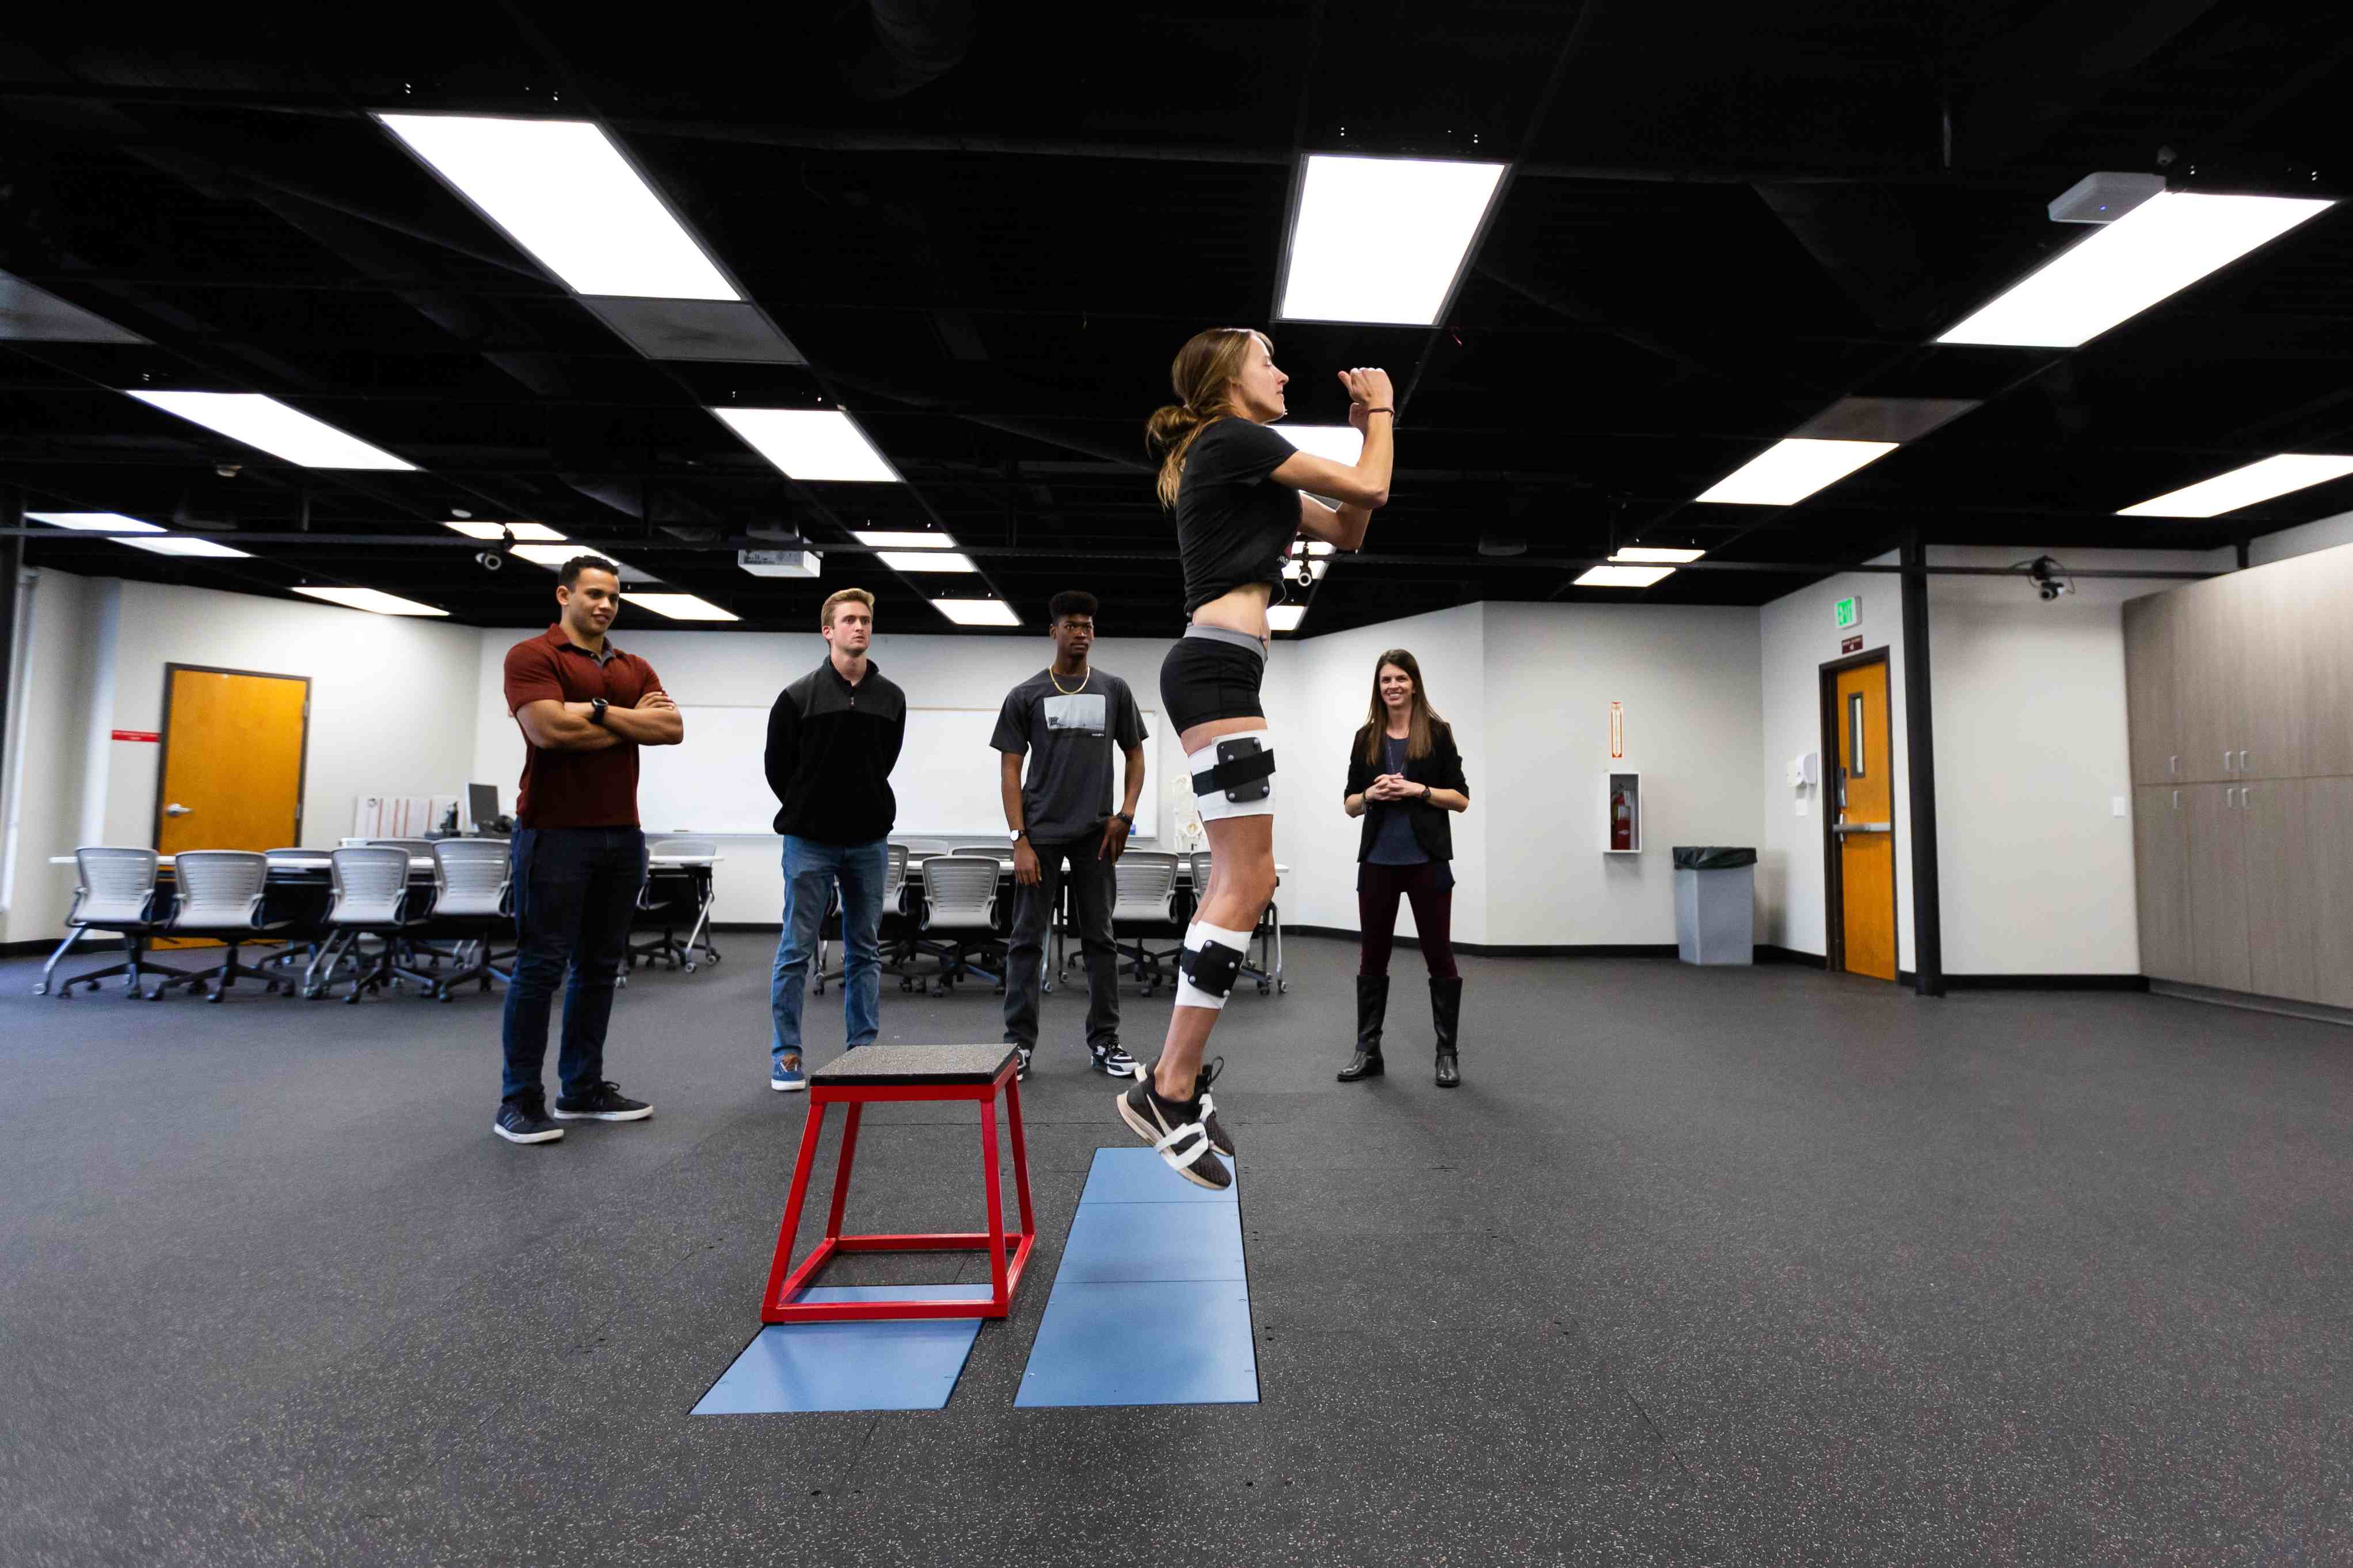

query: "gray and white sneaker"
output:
1090 1039 1138 1077
494 1099 563 1144
1115 1070 1231 1191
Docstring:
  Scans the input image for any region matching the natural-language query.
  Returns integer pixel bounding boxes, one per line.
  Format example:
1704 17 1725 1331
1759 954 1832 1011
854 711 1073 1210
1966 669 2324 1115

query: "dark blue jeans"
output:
501 826 646 1107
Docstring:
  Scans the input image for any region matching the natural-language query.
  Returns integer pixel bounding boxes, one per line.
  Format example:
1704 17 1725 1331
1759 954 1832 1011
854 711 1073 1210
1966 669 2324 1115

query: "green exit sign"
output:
1833 596 1860 630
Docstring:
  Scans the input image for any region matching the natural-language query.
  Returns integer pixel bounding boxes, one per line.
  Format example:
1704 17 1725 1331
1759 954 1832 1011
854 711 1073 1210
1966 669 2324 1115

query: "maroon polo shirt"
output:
503 625 666 829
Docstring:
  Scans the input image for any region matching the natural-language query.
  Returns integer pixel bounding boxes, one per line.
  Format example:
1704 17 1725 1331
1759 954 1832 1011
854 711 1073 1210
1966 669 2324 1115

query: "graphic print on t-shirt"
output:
1042 693 1107 735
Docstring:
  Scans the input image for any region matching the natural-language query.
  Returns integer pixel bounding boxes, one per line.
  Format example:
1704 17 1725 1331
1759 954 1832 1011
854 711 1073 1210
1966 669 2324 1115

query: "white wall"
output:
2248 505 2353 567
1482 602 1762 947
91 580 483 852
2 570 104 943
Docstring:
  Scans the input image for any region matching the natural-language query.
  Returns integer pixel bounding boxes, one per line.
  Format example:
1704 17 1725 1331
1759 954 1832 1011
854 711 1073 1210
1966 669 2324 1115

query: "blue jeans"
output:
771 835 889 1068
501 826 646 1107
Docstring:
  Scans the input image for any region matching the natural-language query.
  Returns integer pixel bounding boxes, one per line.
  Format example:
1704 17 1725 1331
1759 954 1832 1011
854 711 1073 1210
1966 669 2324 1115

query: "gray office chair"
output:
418 839 512 1000
1185 848 1284 996
631 838 720 972
148 850 288 1001
1105 850 1185 994
307 847 432 1002
912 853 1004 994
950 844 1013 861
38 847 165 998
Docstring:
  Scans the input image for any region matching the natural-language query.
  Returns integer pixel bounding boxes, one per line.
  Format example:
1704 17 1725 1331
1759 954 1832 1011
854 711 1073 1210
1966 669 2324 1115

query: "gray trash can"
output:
1673 846 1756 966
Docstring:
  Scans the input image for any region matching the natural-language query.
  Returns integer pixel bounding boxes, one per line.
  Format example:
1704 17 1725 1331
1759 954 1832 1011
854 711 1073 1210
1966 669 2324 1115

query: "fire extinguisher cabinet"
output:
1604 773 1642 854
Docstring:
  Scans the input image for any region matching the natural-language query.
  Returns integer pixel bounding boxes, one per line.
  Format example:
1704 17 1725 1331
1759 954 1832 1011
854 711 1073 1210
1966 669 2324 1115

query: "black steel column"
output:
1899 532 1944 997
0 489 20 792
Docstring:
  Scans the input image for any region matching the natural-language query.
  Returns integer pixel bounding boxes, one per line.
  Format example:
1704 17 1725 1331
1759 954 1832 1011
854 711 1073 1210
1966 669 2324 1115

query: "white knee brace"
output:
1189 729 1274 822
1174 922 1254 1011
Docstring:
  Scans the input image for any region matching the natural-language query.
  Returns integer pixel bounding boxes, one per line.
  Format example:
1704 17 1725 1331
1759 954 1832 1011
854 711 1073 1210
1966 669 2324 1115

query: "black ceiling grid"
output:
3 2 2352 636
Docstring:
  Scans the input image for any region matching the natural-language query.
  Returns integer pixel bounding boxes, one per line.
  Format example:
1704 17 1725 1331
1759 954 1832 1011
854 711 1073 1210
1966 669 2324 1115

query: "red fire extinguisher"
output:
1610 786 1632 850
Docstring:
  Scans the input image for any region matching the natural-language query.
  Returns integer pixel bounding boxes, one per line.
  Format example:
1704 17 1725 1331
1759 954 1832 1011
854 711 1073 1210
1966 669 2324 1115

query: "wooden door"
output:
2295 547 2353 779
2237 563 2305 783
156 666 310 854
2240 779 2314 1002
2122 592 2181 787
2173 577 2248 784
2131 785 2193 982
2306 777 2353 1009
1833 659 1897 982
2182 783 2250 993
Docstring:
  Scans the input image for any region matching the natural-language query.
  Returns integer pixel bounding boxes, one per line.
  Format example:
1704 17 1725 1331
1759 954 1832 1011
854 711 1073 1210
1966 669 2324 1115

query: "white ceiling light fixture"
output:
1611 546 1707 563
930 598 1020 627
294 586 449 616
713 407 903 483
375 115 738 301
1276 425 1365 463
877 550 979 573
127 390 416 470
1696 438 1898 506
1265 604 1308 632
27 510 253 559
1278 154 1509 326
2118 453 2353 517
1938 190 2333 349
443 520 568 541
626 592 741 622
1574 564 1676 589
852 529 957 548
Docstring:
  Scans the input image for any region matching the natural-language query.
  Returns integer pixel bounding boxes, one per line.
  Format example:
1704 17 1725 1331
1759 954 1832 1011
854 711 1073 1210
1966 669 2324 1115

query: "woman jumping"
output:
1125 327 1395 1188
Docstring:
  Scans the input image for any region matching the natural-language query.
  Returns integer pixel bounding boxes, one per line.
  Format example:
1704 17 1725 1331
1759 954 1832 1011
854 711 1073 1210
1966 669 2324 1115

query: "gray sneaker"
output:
494 1100 563 1144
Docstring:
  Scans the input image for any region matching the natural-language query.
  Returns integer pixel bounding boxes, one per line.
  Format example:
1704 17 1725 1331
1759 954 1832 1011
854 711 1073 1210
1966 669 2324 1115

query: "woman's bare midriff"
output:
1189 582 1274 641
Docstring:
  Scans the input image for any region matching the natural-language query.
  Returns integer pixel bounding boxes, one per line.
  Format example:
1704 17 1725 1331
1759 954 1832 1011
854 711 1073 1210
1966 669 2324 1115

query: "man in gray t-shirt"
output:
992 590 1148 1078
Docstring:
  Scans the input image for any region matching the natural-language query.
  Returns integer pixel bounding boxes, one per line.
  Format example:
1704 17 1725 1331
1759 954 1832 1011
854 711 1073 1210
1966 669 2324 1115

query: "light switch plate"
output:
2112 796 2127 818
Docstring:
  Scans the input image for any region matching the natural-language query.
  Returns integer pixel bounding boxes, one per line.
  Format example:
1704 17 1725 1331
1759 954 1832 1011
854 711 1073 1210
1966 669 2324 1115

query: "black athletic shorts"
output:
1159 626 1267 735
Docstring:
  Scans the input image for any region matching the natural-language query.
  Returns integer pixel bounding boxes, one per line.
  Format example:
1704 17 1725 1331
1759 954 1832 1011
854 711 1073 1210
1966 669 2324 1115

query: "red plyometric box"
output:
761 1050 1034 1324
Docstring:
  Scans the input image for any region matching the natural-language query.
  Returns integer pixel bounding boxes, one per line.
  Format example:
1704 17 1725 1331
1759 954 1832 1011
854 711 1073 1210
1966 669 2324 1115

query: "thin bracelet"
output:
1362 407 1394 416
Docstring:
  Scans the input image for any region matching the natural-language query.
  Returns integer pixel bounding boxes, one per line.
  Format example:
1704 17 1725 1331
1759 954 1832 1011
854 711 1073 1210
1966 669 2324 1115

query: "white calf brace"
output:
1189 728 1275 822
1174 922 1254 1011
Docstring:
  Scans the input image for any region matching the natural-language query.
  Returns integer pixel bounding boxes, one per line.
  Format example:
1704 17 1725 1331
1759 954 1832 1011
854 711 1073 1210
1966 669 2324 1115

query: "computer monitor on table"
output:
467 783 501 833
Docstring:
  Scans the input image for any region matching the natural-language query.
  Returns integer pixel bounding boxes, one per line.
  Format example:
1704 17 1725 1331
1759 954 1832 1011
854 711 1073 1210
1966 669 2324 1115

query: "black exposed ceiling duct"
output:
841 0 974 101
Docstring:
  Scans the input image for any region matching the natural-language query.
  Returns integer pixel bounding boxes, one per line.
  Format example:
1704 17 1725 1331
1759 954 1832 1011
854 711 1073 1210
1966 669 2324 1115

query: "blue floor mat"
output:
692 1285 991 1414
1014 1149 1258 1407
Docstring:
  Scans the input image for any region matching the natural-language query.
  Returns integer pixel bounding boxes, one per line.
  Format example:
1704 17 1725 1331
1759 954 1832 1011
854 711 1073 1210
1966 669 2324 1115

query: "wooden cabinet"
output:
2241 781 2314 1003
2183 784 2251 993
2124 547 2353 1006
2123 593 2181 786
2306 778 2353 1009
2132 785 2193 982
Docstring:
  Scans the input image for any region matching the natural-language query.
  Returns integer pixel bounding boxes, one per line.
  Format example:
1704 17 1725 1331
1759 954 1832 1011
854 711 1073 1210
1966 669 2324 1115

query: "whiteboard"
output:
637 704 1158 840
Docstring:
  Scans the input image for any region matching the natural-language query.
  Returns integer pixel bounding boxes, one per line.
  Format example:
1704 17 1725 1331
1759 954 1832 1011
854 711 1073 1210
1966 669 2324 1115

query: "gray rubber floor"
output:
2 936 2346 1566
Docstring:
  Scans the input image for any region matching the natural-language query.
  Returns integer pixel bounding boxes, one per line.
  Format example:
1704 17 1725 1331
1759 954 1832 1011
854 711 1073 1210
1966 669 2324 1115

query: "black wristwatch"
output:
589 697 610 727
1114 812 1135 827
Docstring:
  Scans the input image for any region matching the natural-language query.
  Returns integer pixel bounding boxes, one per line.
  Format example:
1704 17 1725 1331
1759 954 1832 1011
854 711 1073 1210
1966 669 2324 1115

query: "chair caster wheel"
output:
1277 978 1289 994
683 963 697 974
1257 981 1271 995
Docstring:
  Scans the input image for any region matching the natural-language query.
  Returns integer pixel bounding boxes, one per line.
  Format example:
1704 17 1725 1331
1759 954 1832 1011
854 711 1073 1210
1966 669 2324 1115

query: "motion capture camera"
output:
2028 555 2073 601
477 525 517 573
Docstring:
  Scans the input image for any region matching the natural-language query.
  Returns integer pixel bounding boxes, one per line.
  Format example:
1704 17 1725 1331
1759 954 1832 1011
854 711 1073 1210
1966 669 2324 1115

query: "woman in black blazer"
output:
1339 649 1471 1086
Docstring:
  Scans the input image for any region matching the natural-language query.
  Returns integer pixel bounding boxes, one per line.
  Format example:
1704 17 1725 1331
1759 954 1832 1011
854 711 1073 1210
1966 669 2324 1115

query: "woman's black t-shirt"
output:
1175 417 1301 615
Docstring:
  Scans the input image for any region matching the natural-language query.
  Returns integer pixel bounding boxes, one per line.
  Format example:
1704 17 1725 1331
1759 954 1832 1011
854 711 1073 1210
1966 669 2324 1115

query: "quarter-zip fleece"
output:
764 657 907 842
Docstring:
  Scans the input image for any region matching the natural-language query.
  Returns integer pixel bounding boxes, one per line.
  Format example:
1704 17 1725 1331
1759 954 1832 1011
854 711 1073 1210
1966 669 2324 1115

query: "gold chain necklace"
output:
1049 665 1090 696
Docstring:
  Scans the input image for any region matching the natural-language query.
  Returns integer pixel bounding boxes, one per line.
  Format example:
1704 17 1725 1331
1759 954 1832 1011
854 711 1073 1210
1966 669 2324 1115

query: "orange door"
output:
1834 661 1897 981
157 666 310 854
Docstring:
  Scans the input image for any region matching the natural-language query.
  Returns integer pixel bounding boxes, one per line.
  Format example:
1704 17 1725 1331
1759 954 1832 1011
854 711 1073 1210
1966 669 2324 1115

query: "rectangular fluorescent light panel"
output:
127 390 416 470
877 550 978 573
120 536 254 559
930 598 1020 627
1697 438 1897 506
444 521 568 541
1265 605 1307 632
1939 190 2332 349
1279 154 1508 325
27 510 164 535
627 592 740 621
1612 547 1706 563
1575 564 1676 589
294 586 448 616
713 408 903 483
853 529 957 548
376 115 737 301
1277 425 1364 463
2118 454 2353 517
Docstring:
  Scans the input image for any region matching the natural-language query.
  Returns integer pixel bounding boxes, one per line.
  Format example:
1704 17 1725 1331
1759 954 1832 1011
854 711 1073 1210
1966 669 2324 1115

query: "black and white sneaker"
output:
1091 1039 1139 1077
494 1100 564 1144
1012 1044 1033 1081
1194 1056 1235 1158
553 1082 653 1122
1115 1072 1231 1191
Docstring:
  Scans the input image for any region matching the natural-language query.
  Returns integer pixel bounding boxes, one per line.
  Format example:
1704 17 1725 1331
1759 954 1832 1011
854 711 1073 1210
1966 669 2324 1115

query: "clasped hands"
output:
1366 772 1425 803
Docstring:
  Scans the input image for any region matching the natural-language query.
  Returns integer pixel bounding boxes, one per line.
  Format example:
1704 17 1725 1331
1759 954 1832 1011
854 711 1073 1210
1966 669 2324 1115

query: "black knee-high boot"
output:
1338 975 1388 1082
1431 975 1462 1088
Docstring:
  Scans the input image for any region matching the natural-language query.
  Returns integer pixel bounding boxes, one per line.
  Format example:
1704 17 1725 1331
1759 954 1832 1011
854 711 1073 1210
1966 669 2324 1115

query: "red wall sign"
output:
1841 635 1864 655
1608 701 1624 760
111 729 161 743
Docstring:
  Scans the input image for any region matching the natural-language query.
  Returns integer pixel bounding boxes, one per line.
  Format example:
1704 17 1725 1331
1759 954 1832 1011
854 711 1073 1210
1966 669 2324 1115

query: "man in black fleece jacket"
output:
763 587 907 1090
